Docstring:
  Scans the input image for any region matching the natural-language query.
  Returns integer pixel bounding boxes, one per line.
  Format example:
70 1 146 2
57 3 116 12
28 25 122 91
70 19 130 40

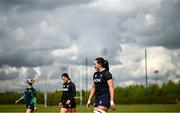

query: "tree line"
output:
0 80 179 105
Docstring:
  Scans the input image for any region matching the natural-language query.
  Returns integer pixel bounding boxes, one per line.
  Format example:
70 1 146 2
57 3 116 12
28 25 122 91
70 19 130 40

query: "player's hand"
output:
110 100 116 111
59 102 62 107
66 100 70 104
34 107 37 111
15 100 19 104
86 99 91 109
110 104 116 111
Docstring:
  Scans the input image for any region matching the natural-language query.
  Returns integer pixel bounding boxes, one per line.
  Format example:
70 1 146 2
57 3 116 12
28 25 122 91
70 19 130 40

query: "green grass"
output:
0 104 180 112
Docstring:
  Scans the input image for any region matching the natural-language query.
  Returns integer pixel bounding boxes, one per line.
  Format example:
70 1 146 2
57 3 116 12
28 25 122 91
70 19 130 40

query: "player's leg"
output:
69 108 75 113
60 108 68 113
97 106 108 112
26 108 32 113
26 104 34 113
60 100 69 113
69 99 76 113
94 107 99 113
94 96 100 112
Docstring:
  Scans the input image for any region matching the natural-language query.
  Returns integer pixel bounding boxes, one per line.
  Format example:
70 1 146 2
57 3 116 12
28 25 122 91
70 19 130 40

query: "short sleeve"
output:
93 72 98 80
104 71 112 81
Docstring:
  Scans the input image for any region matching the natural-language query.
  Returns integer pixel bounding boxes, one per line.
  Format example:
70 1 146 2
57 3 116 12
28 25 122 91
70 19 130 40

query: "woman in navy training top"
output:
59 73 76 113
87 57 116 113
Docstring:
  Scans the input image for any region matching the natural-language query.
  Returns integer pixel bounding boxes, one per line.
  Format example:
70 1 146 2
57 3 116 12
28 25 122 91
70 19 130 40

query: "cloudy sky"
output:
0 0 180 92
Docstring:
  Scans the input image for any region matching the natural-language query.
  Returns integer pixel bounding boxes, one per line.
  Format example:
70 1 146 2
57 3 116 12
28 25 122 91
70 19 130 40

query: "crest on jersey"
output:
95 74 97 78
99 100 102 104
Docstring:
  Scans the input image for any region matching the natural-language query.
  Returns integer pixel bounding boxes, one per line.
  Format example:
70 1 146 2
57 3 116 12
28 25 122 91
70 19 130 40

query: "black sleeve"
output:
68 82 76 100
60 91 66 103
104 71 112 81
60 94 63 102
60 84 65 102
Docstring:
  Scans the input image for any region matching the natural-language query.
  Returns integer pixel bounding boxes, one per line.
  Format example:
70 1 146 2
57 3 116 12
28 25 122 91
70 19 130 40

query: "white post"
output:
79 65 83 107
44 69 47 108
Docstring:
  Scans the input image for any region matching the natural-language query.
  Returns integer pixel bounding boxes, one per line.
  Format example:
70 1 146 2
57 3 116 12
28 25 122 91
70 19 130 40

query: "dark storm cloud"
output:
0 0 180 92
0 49 54 67
0 0 92 67
154 0 180 49
0 0 179 68
0 0 93 13
138 0 180 49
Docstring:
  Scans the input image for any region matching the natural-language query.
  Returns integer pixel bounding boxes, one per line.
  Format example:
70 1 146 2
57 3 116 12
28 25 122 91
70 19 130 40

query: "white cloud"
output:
51 45 79 58
111 43 177 86
147 46 175 75
144 14 156 26
118 80 141 87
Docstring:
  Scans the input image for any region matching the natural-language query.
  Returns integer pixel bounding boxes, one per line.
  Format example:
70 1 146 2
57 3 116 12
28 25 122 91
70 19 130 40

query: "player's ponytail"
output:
95 57 109 71
104 60 109 71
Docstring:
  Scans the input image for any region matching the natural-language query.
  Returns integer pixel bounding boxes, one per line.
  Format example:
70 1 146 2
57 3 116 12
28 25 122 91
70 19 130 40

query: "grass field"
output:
0 104 180 112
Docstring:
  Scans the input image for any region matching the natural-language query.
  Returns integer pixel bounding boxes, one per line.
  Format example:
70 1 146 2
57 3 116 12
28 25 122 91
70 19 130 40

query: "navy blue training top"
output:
24 87 36 105
60 81 76 102
93 69 112 96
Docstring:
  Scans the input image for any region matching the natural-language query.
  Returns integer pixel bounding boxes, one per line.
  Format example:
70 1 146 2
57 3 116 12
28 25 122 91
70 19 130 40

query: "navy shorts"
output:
26 104 35 111
94 94 110 108
61 99 76 109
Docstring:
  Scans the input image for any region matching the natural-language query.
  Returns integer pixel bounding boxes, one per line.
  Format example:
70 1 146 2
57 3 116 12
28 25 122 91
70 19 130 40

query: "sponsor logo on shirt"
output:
62 88 68 91
94 79 101 82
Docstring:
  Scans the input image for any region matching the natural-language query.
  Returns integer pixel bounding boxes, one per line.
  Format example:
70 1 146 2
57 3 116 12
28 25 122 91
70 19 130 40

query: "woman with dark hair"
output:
59 73 76 113
15 79 37 113
87 57 116 113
